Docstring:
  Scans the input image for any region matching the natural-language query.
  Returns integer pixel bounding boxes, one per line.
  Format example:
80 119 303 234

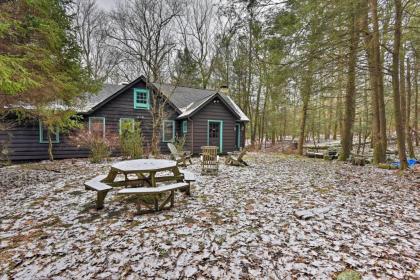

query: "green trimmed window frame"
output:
235 123 241 149
182 120 188 134
39 120 60 144
207 120 223 153
88 117 106 138
162 120 175 142
119 118 135 134
134 88 150 109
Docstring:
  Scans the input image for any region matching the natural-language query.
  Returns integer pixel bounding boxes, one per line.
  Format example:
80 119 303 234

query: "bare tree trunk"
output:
48 132 54 161
297 73 312 155
406 57 415 157
260 87 269 147
363 79 370 155
333 90 341 140
391 0 408 169
362 0 386 163
371 0 387 159
326 97 333 140
400 46 407 140
340 7 360 161
415 56 419 146
251 74 262 146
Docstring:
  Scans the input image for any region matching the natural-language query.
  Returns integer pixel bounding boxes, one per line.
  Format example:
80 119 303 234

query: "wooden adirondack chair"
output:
200 146 219 175
167 143 192 167
225 148 248 166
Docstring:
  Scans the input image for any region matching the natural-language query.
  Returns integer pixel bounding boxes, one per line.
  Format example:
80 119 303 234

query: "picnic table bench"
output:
118 182 188 213
84 175 112 209
84 159 196 213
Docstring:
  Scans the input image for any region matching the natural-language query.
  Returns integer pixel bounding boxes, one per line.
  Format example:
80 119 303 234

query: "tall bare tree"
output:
74 0 120 81
107 0 182 82
391 0 408 169
176 0 224 89
340 0 362 161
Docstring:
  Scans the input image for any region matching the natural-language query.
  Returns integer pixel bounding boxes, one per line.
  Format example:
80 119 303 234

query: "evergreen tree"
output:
0 0 98 160
172 48 200 87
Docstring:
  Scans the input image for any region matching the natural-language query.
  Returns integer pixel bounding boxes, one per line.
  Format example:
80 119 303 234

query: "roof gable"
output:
79 76 180 114
78 75 248 122
154 83 249 122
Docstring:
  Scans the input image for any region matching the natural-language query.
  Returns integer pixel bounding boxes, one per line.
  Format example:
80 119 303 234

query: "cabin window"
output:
162 120 175 142
182 120 188 134
89 117 105 138
39 121 60 144
119 118 135 134
134 88 150 109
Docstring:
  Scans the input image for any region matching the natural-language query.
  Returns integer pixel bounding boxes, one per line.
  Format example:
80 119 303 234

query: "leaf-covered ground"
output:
0 153 419 279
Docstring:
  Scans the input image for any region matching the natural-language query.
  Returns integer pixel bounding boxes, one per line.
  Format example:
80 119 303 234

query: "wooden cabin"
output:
0 75 249 161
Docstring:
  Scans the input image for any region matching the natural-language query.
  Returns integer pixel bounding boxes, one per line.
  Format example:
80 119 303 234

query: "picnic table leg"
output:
104 168 118 183
171 166 182 181
136 196 142 213
170 190 175 207
154 195 159 211
96 190 110 209
150 171 157 187
136 172 147 187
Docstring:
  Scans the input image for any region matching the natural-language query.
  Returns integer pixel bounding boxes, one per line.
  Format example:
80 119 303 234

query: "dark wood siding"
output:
1 81 179 161
0 82 248 161
187 97 239 154
0 121 89 161
88 80 178 154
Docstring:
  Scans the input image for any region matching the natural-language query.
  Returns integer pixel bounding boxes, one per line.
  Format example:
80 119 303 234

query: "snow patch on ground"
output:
0 153 419 279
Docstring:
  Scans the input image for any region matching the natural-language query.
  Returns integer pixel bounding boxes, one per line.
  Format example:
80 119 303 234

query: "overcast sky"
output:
96 0 118 10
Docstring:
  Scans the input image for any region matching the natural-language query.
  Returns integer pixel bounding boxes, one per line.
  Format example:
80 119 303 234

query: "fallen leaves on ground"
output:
0 153 419 279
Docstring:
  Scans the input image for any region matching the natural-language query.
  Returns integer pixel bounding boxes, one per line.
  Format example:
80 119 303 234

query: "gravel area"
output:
0 153 419 279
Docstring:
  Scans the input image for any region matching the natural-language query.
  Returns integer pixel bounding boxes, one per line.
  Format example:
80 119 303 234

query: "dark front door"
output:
208 121 222 152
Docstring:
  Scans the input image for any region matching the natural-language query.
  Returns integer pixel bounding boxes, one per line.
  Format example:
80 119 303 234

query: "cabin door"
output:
208 120 223 153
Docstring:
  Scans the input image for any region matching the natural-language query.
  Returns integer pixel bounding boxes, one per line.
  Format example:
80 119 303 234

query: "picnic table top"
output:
111 159 177 173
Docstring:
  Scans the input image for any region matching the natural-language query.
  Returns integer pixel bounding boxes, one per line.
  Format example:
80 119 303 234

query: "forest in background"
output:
74 0 419 169
1 0 419 169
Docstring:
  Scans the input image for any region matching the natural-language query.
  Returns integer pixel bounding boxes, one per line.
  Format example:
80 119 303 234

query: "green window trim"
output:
207 120 223 153
39 120 60 144
162 120 175 142
88 117 106 138
119 118 135 134
182 120 188 134
236 123 241 149
134 88 150 109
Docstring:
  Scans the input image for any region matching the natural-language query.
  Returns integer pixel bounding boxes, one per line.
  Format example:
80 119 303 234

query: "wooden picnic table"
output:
85 159 196 211
104 159 182 188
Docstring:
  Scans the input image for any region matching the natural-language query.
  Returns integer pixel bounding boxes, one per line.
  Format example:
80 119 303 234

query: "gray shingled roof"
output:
153 83 249 122
152 83 215 109
78 84 125 113
78 82 249 122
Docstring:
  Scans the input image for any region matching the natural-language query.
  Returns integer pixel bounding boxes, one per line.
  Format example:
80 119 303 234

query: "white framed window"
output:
182 120 187 134
162 120 175 142
88 117 105 138
119 118 135 134
39 120 59 144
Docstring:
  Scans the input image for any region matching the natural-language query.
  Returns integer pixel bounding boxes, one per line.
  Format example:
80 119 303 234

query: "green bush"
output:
120 121 144 159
